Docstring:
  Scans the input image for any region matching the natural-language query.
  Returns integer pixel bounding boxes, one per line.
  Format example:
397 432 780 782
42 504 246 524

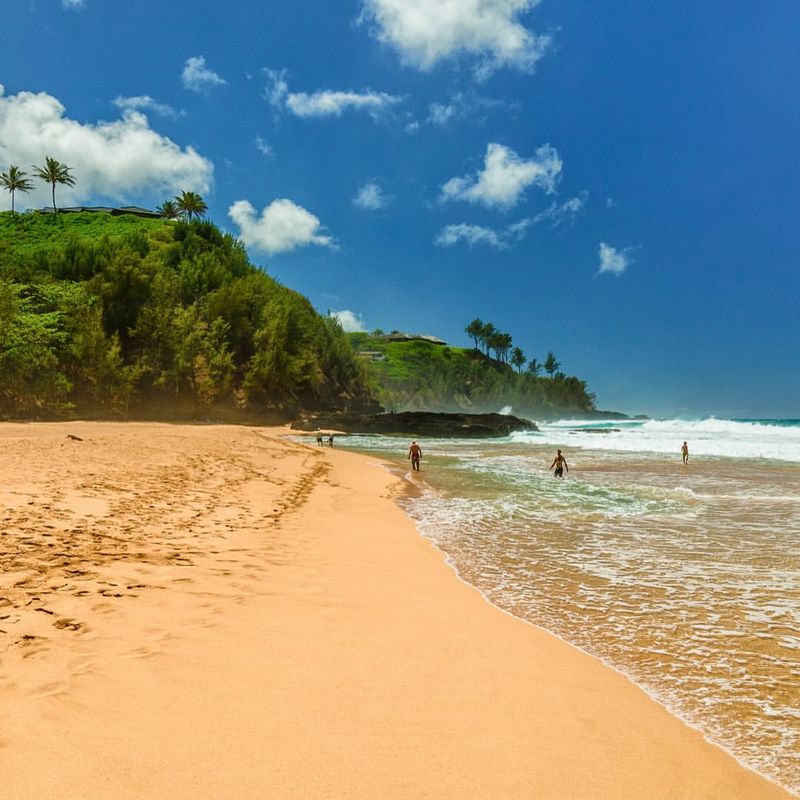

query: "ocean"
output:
334 417 800 795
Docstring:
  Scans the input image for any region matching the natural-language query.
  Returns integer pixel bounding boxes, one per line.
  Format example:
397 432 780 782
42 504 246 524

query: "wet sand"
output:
0 422 792 798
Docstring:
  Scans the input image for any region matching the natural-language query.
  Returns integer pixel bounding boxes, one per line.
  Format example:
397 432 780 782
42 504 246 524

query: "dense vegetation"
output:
349 333 596 419
0 211 374 417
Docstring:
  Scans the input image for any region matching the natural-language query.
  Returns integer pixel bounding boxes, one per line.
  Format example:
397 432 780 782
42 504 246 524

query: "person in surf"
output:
681 441 689 465
549 449 569 478
408 441 422 471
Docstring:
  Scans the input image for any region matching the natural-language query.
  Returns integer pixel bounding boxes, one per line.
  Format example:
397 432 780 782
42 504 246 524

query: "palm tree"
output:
526 357 541 377
33 156 75 213
544 350 561 378
480 322 496 356
0 165 34 213
510 346 526 373
157 199 181 219
465 318 484 351
174 190 208 221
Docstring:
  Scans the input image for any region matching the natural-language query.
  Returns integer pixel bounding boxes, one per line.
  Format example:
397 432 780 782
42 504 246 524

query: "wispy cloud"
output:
113 95 181 120
353 181 390 210
435 218 530 249
441 142 562 209
534 191 588 228
255 136 273 157
597 242 635 276
181 56 226 92
427 91 508 127
330 310 366 332
359 0 551 79
62 0 86 10
228 198 334 255
0 85 212 212
263 70 400 121
287 90 400 119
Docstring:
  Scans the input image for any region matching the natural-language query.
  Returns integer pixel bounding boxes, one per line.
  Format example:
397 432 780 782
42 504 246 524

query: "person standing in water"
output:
550 449 569 478
681 441 689 465
408 441 422 471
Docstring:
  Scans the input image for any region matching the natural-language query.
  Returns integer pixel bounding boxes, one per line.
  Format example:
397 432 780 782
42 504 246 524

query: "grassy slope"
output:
0 211 170 267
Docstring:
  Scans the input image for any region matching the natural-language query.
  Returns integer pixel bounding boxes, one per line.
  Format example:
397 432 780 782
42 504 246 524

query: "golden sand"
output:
0 422 792 798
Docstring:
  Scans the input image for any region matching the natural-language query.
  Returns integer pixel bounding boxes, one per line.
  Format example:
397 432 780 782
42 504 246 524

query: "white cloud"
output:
0 85 213 211
263 68 289 107
435 218 530 249
181 56 226 92
263 69 400 120
228 198 334 256
113 95 180 120
359 0 551 78
353 181 389 210
286 89 400 119
62 0 86 9
534 190 588 227
330 310 366 332
255 136 273 157
598 242 634 276
427 91 506 127
441 142 561 209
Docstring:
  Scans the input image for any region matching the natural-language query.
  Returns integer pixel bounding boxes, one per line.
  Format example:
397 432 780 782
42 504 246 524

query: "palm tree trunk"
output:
11 190 14 214
52 182 57 213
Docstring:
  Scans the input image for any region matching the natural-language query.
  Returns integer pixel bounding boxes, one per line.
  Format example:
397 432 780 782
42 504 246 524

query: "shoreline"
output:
0 422 793 798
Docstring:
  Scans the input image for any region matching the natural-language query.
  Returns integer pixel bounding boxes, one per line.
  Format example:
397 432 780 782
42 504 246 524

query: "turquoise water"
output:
332 419 800 795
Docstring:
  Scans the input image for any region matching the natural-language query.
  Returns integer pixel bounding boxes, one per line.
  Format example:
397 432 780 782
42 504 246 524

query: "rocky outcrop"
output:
291 411 538 438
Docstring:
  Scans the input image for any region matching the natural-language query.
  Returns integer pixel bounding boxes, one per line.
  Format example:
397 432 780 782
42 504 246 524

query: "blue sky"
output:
2 0 799 417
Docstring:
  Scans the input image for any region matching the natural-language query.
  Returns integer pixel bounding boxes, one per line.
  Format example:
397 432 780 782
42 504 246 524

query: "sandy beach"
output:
0 422 792 799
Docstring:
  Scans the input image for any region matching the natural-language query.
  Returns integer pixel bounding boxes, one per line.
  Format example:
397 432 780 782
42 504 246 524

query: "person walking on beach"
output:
549 449 568 478
316 428 324 447
681 441 689 465
408 441 422 471
328 433 335 448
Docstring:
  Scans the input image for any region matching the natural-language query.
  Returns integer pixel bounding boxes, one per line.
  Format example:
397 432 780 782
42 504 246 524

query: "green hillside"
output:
349 333 596 418
0 211 374 418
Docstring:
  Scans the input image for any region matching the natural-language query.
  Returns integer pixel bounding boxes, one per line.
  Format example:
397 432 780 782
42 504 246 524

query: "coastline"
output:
0 422 792 799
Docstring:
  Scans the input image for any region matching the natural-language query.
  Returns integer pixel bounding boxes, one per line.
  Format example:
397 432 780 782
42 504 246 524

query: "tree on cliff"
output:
175 191 208 221
544 350 561 378
480 322 496 356
0 166 34 213
33 156 75 213
465 318 484 351
511 346 526 373
526 357 541 377
157 199 181 219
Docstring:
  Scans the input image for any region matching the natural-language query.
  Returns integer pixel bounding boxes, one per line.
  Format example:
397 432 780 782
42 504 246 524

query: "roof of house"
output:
381 332 448 345
36 205 161 218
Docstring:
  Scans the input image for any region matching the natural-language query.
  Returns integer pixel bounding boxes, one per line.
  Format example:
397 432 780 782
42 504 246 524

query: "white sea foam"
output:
514 417 800 462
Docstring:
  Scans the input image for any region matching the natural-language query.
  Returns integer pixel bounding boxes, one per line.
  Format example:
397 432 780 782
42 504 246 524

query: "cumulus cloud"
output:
598 242 634 276
228 198 334 256
113 95 180 120
0 85 213 211
330 310 366 332
181 56 226 92
359 0 551 78
435 218 530 249
441 142 561 209
353 181 389 210
534 191 588 227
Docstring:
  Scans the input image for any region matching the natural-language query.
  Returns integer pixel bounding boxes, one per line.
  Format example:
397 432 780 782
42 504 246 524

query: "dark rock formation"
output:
291 411 538 438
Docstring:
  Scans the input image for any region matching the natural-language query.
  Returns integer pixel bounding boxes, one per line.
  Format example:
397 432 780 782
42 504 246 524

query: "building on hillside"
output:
356 351 388 362
380 332 447 346
35 206 161 219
